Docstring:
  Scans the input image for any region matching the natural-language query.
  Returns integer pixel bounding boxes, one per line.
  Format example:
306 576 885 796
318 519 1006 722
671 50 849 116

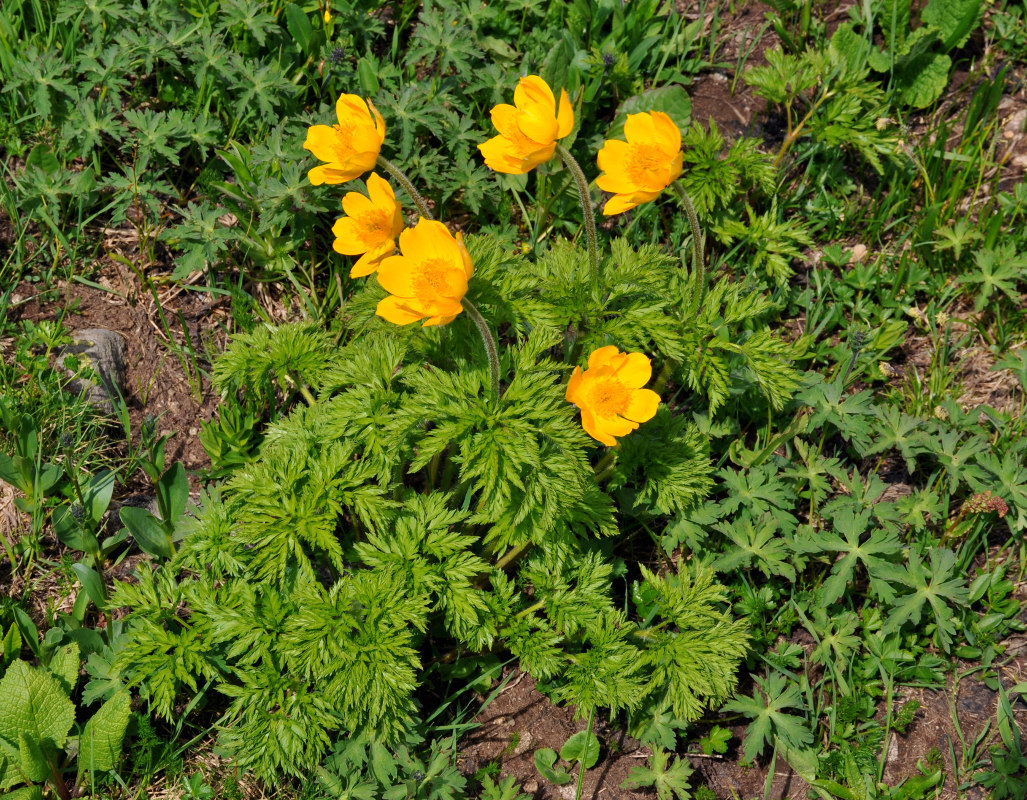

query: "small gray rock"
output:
57 328 128 413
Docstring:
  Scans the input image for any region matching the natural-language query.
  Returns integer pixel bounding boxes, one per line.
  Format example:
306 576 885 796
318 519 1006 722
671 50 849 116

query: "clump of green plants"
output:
106 71 810 786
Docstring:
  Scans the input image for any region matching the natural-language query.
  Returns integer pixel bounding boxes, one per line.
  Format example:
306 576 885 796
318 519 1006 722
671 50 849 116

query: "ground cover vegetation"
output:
1 0 1026 798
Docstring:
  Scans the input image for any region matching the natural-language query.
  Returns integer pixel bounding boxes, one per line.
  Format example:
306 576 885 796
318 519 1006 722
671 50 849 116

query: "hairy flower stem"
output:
670 181 705 310
593 450 617 482
462 299 501 398
574 706 596 800
555 144 600 294
376 155 434 220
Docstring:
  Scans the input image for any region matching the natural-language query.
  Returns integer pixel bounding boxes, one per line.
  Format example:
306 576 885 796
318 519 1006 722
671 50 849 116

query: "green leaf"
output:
284 2 313 55
72 563 107 608
45 642 79 695
533 748 572 785
0 661 75 753
622 749 693 800
922 0 981 50
83 470 116 523
157 462 189 523
2 624 22 667
560 730 600 769
78 691 131 774
3 785 43 800
51 506 99 554
608 85 691 140
722 673 812 762
119 506 174 559
18 732 49 783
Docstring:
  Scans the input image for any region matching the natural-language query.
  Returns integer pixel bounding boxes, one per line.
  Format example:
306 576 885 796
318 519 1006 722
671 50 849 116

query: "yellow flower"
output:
303 93 385 185
566 346 661 446
331 173 404 278
596 112 683 215
323 6 332 22
375 219 473 327
478 75 574 174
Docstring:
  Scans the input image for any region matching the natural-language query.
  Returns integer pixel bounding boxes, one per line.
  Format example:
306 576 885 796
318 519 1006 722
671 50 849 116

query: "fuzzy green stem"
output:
593 450 617 482
555 143 600 292
462 298 501 398
376 155 433 220
670 181 705 310
495 541 530 571
574 706 596 800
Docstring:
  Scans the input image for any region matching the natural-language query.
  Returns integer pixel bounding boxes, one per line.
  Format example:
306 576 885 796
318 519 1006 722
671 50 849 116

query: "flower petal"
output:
514 76 556 111
651 111 682 155
376 295 425 325
376 254 418 296
623 388 661 423
303 125 341 163
365 172 396 207
331 217 365 254
556 89 574 138
612 352 652 388
479 135 528 174
588 345 621 370
566 366 584 404
580 406 618 446
341 190 375 219
624 112 658 144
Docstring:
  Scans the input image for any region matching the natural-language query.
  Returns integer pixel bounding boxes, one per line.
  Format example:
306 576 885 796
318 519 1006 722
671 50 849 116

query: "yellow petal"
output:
341 190 375 219
517 106 559 146
365 172 396 208
597 413 637 439
514 75 555 111
479 135 530 174
336 94 371 124
350 245 391 278
588 345 621 370
308 163 357 185
623 388 660 423
367 98 386 143
624 112 658 144
331 217 365 254
651 111 682 155
376 254 418 296
556 89 574 138
376 295 425 325
456 232 474 279
612 352 652 388
566 366 584 404
422 311 460 327
490 104 522 138
303 125 342 163
580 406 617 446
519 143 557 171
596 139 633 179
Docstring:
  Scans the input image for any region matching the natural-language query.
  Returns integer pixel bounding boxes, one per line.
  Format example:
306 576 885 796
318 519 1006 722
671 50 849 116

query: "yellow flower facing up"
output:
566 346 661 446
596 111 683 215
331 173 404 278
375 219 473 327
478 75 574 174
303 93 385 185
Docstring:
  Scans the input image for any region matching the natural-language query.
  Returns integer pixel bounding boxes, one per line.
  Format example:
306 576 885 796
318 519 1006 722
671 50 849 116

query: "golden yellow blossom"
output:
596 112 683 215
375 219 473 327
566 346 660 446
478 75 574 174
331 173 404 278
303 93 385 185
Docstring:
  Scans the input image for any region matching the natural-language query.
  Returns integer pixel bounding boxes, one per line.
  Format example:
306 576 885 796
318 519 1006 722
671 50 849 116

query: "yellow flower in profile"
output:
375 219 473 327
596 112 683 215
566 346 661 446
478 75 574 174
331 173 404 278
303 93 385 185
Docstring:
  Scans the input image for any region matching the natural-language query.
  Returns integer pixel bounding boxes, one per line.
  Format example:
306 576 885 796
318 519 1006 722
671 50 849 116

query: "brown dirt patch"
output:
8 257 229 481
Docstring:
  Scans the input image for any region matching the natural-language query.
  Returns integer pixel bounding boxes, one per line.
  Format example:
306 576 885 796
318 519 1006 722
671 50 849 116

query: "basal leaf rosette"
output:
331 173 404 278
375 219 473 327
597 111 683 215
566 346 661 446
304 93 386 185
479 75 574 174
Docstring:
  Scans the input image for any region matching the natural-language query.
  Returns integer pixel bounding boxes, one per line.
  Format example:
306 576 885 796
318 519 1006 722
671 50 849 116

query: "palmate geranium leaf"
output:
865 404 929 473
971 446 1027 531
713 514 795 581
880 547 970 652
722 673 812 762
791 507 903 606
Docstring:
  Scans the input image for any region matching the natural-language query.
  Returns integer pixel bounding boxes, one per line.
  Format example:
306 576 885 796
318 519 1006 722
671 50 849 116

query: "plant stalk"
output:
376 155 433 220
574 705 596 800
555 143 600 293
462 298 501 398
670 181 705 310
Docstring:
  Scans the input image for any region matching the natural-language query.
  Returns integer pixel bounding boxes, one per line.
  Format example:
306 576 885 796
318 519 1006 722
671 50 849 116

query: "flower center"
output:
357 210 392 247
626 144 668 183
588 378 631 418
414 258 455 297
